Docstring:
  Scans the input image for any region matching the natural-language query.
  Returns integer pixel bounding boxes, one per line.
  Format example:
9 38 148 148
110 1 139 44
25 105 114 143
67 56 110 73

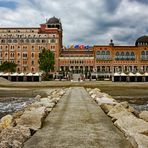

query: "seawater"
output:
130 103 148 112
0 97 34 119
114 96 148 112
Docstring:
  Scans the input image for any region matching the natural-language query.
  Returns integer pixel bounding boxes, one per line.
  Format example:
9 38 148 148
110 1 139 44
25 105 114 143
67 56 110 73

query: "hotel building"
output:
0 17 148 79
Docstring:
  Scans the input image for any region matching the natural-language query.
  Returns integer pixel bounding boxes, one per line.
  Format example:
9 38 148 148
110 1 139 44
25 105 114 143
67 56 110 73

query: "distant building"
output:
0 16 62 73
59 36 148 79
0 17 148 79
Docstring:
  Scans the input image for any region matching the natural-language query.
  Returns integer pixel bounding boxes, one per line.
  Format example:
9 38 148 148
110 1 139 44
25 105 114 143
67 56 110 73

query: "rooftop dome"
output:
47 17 60 24
135 35 148 46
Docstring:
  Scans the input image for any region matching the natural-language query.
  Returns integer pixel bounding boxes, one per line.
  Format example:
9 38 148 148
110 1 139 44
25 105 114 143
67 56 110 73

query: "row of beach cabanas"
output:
0 72 42 82
113 72 148 82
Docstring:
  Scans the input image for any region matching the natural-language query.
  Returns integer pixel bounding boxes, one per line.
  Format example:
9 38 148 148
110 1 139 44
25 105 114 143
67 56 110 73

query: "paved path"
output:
24 87 132 148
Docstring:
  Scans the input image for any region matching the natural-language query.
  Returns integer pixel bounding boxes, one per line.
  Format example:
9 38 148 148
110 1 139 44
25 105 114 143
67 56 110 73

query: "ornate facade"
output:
0 17 148 79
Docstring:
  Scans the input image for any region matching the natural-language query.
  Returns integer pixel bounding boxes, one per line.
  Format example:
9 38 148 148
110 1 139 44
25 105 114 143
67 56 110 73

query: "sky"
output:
0 0 148 46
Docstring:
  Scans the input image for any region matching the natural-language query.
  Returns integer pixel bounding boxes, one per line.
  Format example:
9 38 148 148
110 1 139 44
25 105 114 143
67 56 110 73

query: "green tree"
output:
0 61 17 72
38 48 55 80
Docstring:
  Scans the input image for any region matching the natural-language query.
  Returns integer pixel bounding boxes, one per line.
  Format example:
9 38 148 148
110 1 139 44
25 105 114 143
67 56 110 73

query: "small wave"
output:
0 97 34 118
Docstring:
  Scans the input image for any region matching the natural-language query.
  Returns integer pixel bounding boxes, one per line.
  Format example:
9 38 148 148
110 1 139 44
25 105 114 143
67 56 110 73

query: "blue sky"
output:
0 1 17 9
0 0 148 46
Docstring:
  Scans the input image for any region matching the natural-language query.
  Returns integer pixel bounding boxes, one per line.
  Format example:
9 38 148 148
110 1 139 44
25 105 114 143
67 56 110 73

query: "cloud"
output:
0 0 147 46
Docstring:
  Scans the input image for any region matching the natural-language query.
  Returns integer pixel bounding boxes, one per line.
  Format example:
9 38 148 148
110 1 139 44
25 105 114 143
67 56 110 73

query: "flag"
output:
74 45 79 48
70 44 74 48
85 45 90 49
79 45 85 49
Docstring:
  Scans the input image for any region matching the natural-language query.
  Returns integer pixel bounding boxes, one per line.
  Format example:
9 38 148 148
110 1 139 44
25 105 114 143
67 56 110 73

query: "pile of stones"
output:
0 88 66 148
87 88 148 148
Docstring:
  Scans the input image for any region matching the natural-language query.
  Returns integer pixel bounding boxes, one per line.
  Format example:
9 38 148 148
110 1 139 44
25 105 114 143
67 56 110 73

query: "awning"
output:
128 72 135 76
135 72 142 76
18 72 25 76
120 72 127 76
114 72 120 76
0 72 4 76
11 72 19 76
3 73 10 76
144 72 148 76
27 72 33 76
33 73 40 76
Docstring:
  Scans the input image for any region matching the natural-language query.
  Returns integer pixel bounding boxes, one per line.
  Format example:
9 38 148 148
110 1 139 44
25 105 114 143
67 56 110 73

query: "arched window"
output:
101 51 105 59
121 52 124 56
36 39 40 43
96 51 100 59
115 52 119 60
42 39 46 43
116 52 119 56
13 39 17 43
146 51 148 60
131 52 135 60
31 39 35 43
31 53 34 58
20 39 24 43
131 52 135 56
106 51 110 55
121 52 124 60
26 39 29 43
141 51 145 60
96 51 100 55
8 39 12 43
1 40 5 43
101 51 105 55
141 51 145 55
126 52 129 56
125 52 129 60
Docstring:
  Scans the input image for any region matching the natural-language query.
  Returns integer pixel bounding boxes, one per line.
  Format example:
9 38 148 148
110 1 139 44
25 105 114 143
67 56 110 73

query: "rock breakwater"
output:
87 88 148 148
0 88 66 148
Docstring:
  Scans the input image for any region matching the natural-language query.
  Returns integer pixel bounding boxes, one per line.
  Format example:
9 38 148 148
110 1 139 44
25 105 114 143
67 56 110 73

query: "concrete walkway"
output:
24 87 132 148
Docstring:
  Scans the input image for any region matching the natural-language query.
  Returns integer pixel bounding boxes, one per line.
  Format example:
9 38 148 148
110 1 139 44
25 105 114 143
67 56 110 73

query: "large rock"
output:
91 94 96 99
128 133 148 148
100 104 114 113
119 101 129 108
114 115 148 134
13 110 24 120
28 100 55 109
0 125 30 147
16 107 46 130
91 88 101 94
51 97 60 103
95 97 117 106
119 101 139 117
86 88 91 92
58 90 65 96
114 115 148 148
40 98 54 107
51 90 61 98
127 106 139 118
0 114 13 129
34 95 41 101
108 103 133 120
139 111 148 122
